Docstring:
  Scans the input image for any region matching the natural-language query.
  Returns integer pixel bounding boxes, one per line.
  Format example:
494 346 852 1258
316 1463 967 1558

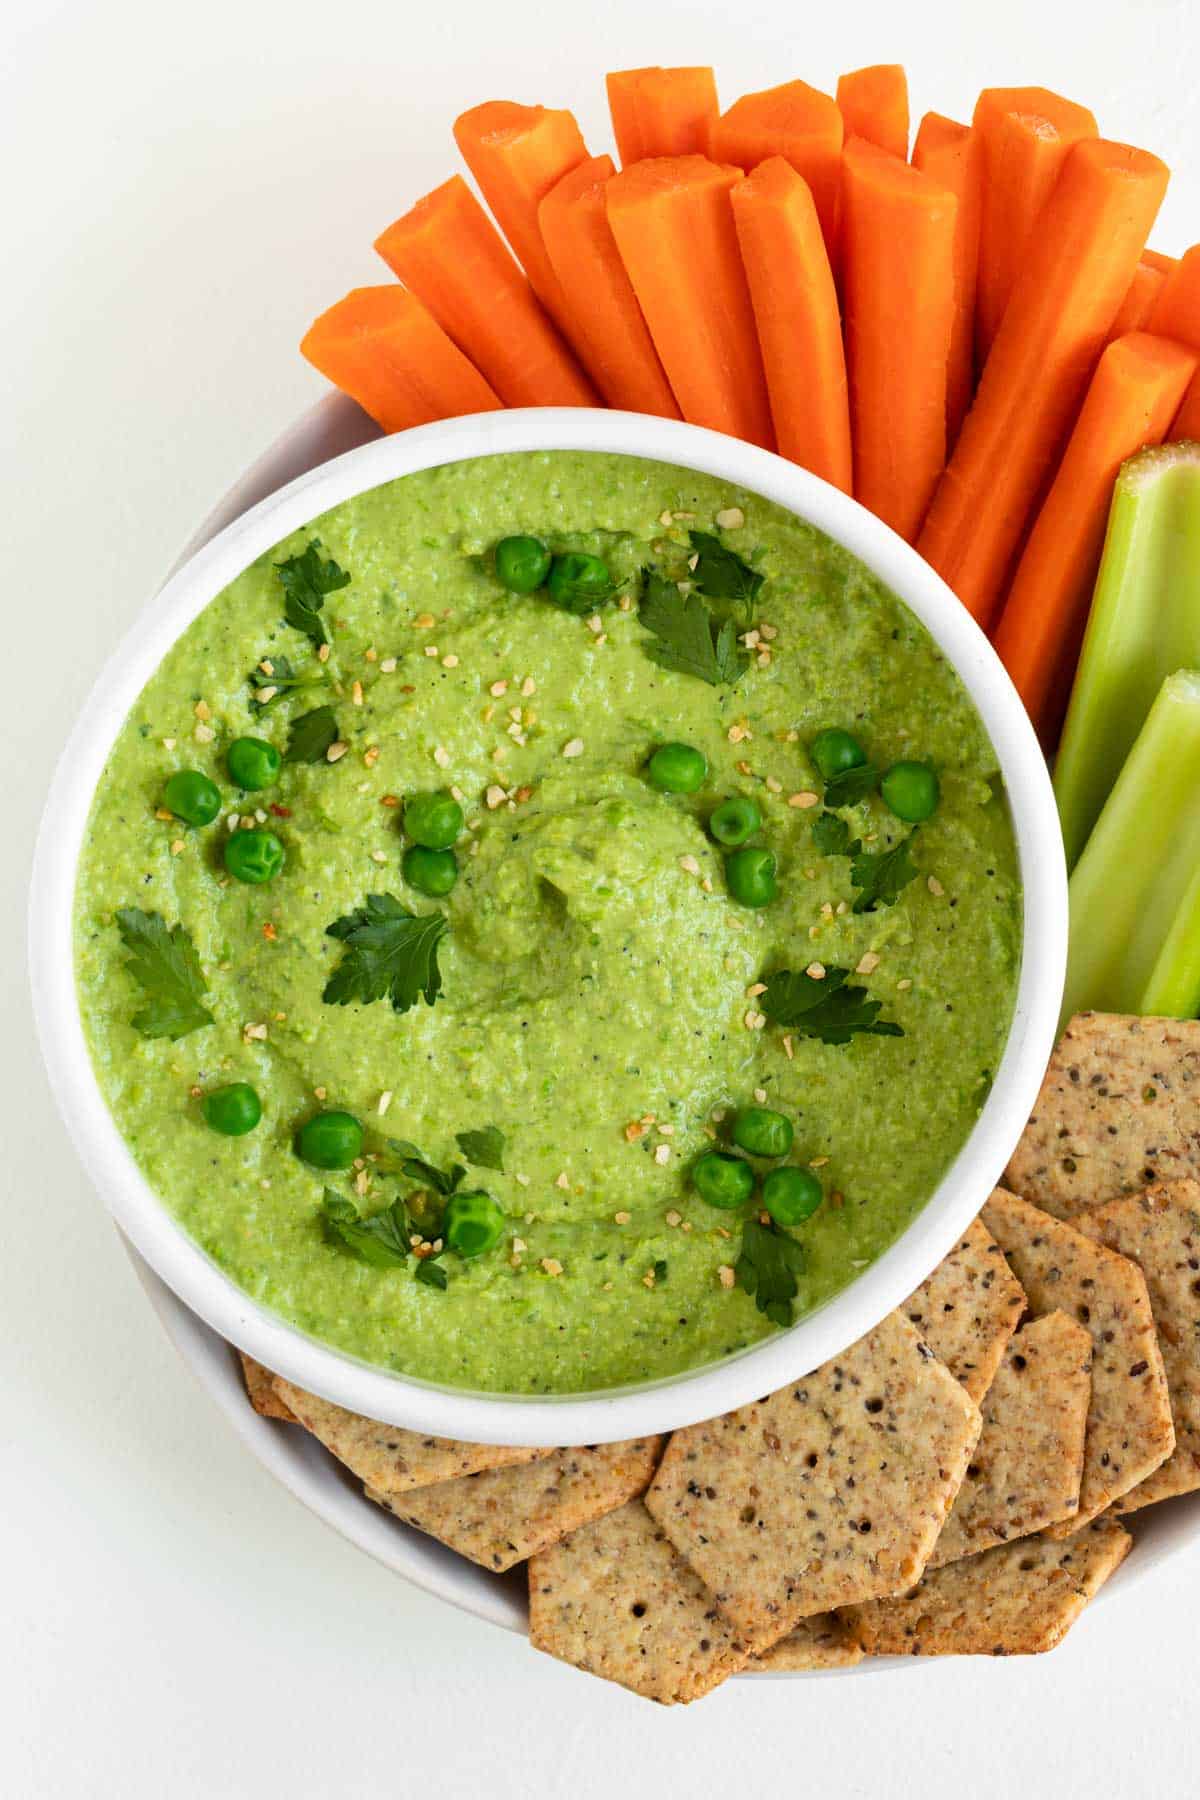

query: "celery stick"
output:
1055 442 1200 870
1062 670 1200 1023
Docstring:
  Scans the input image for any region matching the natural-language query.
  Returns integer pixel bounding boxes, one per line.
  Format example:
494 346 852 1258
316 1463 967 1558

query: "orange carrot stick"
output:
731 157 851 490
993 330 1196 744
453 100 590 340
917 138 1170 629
1141 248 1177 274
606 67 718 164
606 155 774 447
840 137 957 540
1171 378 1200 438
1107 259 1168 341
836 64 909 159
973 88 1098 358
1147 243 1200 344
912 111 983 448
538 156 680 416
375 176 595 409
300 286 501 433
708 80 844 248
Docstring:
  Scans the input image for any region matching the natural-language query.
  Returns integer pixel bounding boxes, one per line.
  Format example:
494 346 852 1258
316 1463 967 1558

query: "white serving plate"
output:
100 396 1196 1653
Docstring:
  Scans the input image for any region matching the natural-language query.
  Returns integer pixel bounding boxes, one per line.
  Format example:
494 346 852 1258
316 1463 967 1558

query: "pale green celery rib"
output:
1055 442 1200 871
1062 670 1200 1024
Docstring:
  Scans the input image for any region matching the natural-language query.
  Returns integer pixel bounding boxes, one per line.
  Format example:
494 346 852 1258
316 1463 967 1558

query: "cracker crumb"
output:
489 679 509 697
515 1172 531 1187
856 951 881 975
928 875 945 897
193 699 211 721
653 1143 671 1166
243 1022 268 1042
561 737 584 758
512 1237 527 1255
642 1270 657 1289
313 1086 327 1101
376 1091 392 1115
433 745 451 768
614 1210 631 1225
810 1156 830 1168
586 614 603 634
317 643 331 664
540 1259 563 1278
154 807 173 822
806 961 826 980
782 1034 794 1060
665 1210 682 1228
364 647 377 663
753 1087 767 1104
370 849 387 864
351 680 364 706
424 645 440 659
194 722 215 744
718 1264 736 1289
161 738 176 751
764 776 783 794
744 1009 767 1031
897 977 913 992
716 506 745 530
363 745 380 768
554 1171 570 1190
169 838 184 856
442 653 459 669
485 784 507 810
414 612 436 630
521 676 536 697
789 790 819 809
326 741 348 763
747 981 767 998
679 854 701 876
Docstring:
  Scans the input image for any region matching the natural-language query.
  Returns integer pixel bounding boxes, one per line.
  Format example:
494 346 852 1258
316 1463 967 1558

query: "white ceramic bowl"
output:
30 404 1068 1448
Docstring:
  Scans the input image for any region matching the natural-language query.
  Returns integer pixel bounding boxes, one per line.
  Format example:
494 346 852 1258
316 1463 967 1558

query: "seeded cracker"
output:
644 1312 981 1653
981 1189 1173 1530
1006 1012 1200 1220
365 1438 665 1571
903 1218 1026 1404
750 1612 863 1672
239 1353 297 1421
272 1378 553 1496
842 1515 1131 1656
929 1311 1091 1566
1076 1179 1200 1510
528 1499 749 1704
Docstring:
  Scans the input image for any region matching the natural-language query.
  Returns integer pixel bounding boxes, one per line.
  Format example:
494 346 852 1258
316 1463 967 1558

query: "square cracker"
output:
903 1218 1026 1404
238 1353 296 1422
928 1310 1091 1567
981 1189 1173 1531
272 1377 553 1497
749 1612 863 1673
643 1312 981 1653
366 1437 665 1571
842 1515 1131 1656
1006 1012 1200 1221
528 1498 748 1705
1076 1179 1200 1510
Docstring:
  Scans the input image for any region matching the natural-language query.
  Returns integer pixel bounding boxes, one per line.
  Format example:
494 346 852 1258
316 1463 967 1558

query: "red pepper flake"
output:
262 922 278 942
269 803 292 818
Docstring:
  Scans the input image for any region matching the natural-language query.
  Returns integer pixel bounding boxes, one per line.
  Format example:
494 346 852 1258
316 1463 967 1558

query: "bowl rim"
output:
29 406 1067 1445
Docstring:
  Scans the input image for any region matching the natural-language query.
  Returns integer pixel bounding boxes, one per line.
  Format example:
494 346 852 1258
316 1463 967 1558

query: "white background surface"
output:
6 3 1198 1794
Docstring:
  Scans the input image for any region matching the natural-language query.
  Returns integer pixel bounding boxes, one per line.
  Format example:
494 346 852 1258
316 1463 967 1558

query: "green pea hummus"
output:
74 451 1021 1394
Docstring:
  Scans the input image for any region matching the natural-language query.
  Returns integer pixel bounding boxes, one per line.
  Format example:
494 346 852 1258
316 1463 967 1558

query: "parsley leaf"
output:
735 1218 805 1327
248 656 325 711
387 1138 467 1195
285 705 339 764
323 896 447 1014
275 540 350 649
455 1126 506 1172
638 570 746 687
850 833 919 914
759 966 904 1045
320 1190 411 1267
115 908 213 1040
811 811 858 858
653 1258 668 1285
688 530 765 606
823 762 880 808
414 1258 448 1291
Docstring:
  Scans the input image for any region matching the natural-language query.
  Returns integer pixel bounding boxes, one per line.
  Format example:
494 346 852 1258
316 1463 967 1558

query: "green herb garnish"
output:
759 966 904 1045
823 762 880 808
455 1126 506 1172
688 530 764 606
414 1258 449 1291
387 1138 467 1195
811 811 858 857
285 705 340 764
115 908 213 1040
638 570 746 687
735 1218 805 1327
320 1190 411 1267
248 656 325 711
275 540 350 649
850 833 919 914
653 1258 668 1285
322 896 446 1014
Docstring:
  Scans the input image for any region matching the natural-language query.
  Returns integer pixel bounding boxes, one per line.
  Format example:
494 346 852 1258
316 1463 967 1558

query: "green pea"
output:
443 1189 506 1257
494 534 552 594
404 790 464 850
224 828 285 884
227 736 281 792
202 1083 262 1137
708 795 762 846
725 845 777 907
163 769 221 827
546 551 612 609
881 760 940 823
691 1150 755 1211
733 1105 794 1158
403 844 458 897
762 1165 823 1225
811 728 866 781
647 741 708 794
296 1109 363 1170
